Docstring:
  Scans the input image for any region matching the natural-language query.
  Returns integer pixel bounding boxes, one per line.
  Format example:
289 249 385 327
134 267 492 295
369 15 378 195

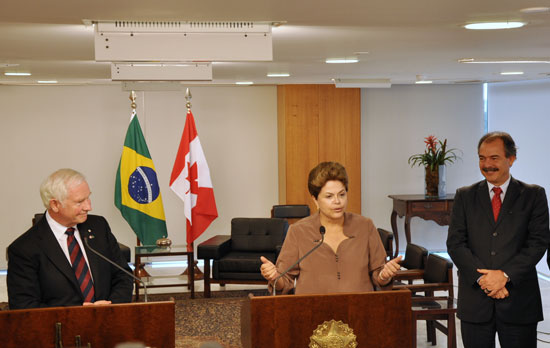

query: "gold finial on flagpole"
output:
129 91 137 111
185 88 192 111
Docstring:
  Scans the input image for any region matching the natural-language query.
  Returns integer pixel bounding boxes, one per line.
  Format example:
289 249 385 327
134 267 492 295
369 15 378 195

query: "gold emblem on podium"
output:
309 319 358 348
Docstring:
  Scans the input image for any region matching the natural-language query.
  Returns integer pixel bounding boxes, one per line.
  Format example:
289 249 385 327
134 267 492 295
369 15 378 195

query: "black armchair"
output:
377 228 394 260
197 217 289 298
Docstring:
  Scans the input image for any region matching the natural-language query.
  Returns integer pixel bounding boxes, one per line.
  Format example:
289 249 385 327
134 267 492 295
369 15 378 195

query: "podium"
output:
0 301 175 348
241 290 412 348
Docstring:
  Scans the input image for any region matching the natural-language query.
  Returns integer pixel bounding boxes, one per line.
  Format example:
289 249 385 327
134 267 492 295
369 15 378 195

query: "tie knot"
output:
65 227 75 236
492 187 502 195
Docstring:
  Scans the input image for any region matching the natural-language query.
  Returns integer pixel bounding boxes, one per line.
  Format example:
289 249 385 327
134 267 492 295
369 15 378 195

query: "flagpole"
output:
128 90 151 279
181 88 205 281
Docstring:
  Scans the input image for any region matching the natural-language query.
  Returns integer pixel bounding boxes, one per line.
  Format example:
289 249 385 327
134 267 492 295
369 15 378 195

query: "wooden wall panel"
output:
278 85 320 208
318 85 361 213
278 85 361 214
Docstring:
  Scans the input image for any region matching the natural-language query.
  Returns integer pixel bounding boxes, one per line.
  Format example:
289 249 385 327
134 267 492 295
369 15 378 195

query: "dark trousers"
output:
461 317 537 348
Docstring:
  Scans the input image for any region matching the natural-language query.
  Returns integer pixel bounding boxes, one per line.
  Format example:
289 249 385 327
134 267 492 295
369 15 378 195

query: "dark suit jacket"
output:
447 178 550 324
7 214 133 309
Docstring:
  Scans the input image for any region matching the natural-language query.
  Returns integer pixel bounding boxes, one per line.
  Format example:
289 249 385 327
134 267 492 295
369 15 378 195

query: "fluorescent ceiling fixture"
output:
415 80 433 84
464 22 525 30
37 80 58 84
333 78 391 88
235 81 254 85
4 72 31 76
459 58 550 64
267 73 290 77
520 7 549 14
326 58 359 64
500 71 524 75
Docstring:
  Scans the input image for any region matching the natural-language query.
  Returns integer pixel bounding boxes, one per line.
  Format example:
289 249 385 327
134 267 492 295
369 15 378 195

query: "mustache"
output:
482 167 499 173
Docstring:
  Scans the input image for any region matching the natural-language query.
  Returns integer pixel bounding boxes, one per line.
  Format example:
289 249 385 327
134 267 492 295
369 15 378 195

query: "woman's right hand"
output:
260 256 280 281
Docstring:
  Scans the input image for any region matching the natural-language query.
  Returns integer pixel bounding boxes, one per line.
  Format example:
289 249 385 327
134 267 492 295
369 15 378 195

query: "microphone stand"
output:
84 237 148 302
271 226 326 296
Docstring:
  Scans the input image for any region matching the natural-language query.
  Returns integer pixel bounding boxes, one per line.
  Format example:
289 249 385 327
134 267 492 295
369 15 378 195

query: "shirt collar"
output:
45 210 78 239
487 175 511 198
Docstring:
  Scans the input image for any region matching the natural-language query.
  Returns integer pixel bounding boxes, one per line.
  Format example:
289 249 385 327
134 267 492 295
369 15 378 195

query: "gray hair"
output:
40 168 86 208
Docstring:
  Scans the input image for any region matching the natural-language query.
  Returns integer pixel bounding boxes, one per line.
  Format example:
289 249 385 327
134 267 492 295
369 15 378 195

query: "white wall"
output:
0 85 278 269
361 84 485 253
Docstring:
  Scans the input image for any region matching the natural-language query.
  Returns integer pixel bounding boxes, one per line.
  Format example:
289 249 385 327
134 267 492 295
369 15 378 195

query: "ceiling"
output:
1 0 550 86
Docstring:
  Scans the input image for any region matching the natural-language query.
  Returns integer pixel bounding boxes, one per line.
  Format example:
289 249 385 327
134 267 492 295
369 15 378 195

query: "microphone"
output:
83 236 148 302
271 226 326 296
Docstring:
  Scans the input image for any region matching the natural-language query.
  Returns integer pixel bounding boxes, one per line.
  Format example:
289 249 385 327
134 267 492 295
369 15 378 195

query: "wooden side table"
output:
134 245 194 301
388 194 454 258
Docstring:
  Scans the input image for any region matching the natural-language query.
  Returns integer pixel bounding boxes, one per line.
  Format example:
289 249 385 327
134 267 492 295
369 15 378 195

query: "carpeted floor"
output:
149 289 269 348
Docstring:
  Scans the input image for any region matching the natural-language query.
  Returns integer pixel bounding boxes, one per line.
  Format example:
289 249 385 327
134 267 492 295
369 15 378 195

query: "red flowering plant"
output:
408 135 460 171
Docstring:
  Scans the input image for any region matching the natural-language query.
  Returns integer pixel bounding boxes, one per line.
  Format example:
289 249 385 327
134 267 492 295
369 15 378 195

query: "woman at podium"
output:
260 162 401 295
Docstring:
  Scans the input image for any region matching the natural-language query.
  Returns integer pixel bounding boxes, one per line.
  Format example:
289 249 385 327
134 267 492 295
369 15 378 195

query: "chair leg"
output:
203 259 211 298
448 315 456 348
426 320 436 345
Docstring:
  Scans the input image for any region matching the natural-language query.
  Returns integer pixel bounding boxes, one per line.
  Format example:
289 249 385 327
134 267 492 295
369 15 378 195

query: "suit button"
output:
491 251 496 256
492 232 498 237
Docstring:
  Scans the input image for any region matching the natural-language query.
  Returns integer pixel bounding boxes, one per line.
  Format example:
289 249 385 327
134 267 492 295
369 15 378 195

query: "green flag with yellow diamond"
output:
115 113 168 245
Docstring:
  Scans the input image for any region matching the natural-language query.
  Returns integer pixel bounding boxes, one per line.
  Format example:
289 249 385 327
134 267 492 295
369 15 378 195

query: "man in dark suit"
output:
7 168 133 309
447 132 550 348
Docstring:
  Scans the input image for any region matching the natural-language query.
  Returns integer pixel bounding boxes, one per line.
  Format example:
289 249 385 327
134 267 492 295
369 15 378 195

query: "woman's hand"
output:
379 255 402 283
260 256 280 281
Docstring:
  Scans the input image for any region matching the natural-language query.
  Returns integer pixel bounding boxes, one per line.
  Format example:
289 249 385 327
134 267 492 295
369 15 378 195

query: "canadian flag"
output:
170 110 218 250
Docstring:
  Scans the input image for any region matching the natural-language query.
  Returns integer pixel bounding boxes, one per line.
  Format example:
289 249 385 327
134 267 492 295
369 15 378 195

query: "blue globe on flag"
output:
128 166 161 204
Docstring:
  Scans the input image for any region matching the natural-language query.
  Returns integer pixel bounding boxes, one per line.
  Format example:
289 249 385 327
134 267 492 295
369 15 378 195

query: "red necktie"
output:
491 187 502 222
66 228 95 303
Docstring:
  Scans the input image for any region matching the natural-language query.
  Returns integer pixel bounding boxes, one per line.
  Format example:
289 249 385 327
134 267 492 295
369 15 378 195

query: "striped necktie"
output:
491 187 502 222
66 228 95 303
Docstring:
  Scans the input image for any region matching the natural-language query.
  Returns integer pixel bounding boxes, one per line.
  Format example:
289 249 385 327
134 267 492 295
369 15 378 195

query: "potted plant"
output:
408 135 460 197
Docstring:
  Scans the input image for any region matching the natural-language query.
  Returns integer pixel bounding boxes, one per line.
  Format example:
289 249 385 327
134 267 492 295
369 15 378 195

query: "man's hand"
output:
83 300 112 306
488 287 509 299
477 269 508 295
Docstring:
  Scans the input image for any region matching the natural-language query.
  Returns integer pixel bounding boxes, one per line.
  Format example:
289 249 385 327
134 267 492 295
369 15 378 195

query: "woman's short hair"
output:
40 168 86 208
308 162 349 198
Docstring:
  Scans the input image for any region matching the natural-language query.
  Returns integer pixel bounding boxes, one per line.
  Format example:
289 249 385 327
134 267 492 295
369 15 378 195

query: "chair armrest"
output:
394 269 424 281
393 282 452 293
197 235 232 260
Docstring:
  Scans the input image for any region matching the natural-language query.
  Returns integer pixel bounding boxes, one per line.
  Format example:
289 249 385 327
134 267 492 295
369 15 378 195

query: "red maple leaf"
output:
185 162 199 195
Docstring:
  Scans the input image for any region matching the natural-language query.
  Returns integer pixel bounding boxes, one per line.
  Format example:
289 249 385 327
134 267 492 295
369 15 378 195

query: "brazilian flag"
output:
115 114 168 245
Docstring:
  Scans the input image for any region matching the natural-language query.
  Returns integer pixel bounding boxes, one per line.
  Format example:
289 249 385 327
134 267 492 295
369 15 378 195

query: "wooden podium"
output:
241 290 412 348
0 301 175 348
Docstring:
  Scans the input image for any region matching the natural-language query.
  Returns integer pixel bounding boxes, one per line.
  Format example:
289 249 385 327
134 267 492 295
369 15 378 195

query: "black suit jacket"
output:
7 214 133 309
447 178 550 324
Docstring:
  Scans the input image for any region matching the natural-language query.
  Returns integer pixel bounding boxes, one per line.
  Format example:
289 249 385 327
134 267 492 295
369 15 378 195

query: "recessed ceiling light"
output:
464 22 525 30
267 73 290 77
4 72 31 76
37 80 58 84
520 7 550 14
326 58 359 64
415 80 433 84
235 81 254 85
500 71 524 75
459 58 550 64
